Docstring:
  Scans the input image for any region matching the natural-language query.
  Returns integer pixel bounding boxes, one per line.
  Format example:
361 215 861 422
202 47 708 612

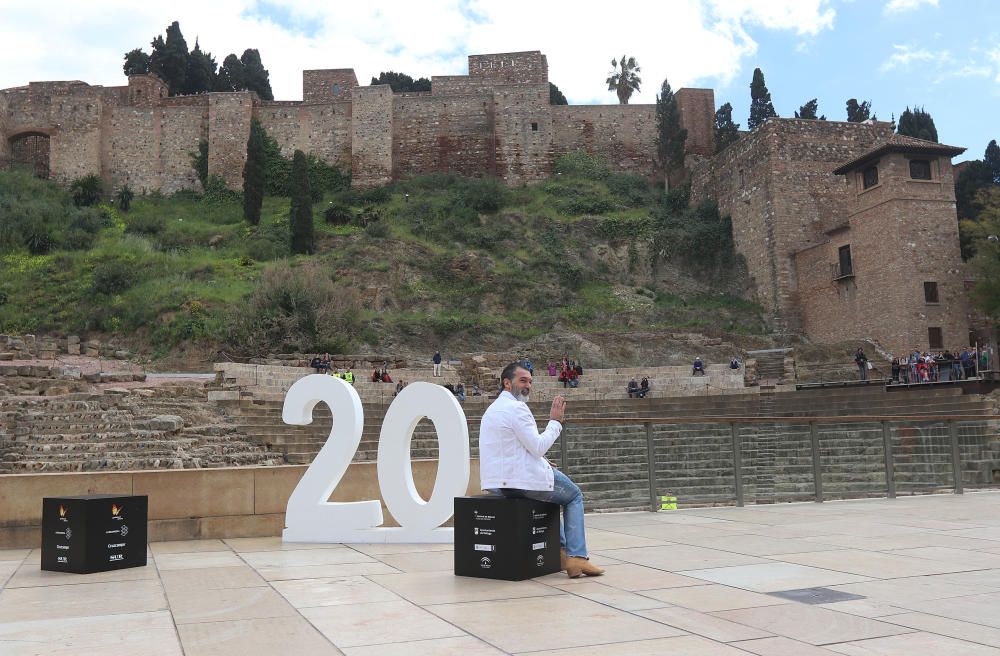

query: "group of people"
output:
371 361 393 383
626 376 650 398
547 356 584 389
855 346 992 383
890 348 987 384
309 354 358 384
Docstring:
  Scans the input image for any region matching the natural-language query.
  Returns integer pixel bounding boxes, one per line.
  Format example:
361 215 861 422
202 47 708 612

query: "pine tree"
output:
655 78 687 178
549 82 568 105
123 49 150 76
289 150 314 255
846 98 872 123
243 120 266 226
148 21 189 95
185 40 217 95
240 49 273 100
795 99 825 120
986 139 1000 184
714 102 740 153
896 106 938 142
748 68 777 131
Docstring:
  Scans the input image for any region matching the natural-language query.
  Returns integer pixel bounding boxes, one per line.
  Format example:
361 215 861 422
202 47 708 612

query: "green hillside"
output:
0 153 768 362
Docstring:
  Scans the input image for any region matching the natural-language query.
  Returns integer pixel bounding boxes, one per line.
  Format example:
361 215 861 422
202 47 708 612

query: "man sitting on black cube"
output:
479 362 604 578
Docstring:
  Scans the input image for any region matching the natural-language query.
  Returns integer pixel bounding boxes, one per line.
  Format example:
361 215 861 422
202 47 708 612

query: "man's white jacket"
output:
479 390 562 492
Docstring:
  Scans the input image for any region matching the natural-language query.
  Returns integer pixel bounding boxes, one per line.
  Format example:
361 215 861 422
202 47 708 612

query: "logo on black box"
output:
532 526 546 535
474 544 496 552
480 556 492 569
473 510 495 522
536 554 545 567
474 527 495 536
532 511 547 520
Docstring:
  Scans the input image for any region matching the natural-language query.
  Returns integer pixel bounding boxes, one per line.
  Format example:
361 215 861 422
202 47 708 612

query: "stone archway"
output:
8 132 50 178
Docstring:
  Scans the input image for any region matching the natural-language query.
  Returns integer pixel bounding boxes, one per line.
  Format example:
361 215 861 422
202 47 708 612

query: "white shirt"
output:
479 391 562 491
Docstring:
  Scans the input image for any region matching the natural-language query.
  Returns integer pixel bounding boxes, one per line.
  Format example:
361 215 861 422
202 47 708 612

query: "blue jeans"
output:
499 469 588 558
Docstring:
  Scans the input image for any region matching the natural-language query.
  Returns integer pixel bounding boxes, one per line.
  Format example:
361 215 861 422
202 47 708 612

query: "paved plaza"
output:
2 492 1000 655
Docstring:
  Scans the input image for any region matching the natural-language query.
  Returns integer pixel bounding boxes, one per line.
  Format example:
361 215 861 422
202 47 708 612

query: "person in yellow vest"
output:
344 369 354 385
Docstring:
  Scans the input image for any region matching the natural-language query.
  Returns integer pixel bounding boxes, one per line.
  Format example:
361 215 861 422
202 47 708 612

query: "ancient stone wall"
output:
303 69 359 103
469 51 548 84
691 119 895 331
256 101 353 170
675 88 715 157
492 83 552 185
207 92 254 188
351 85 394 187
392 94 495 179
796 152 969 352
551 104 657 177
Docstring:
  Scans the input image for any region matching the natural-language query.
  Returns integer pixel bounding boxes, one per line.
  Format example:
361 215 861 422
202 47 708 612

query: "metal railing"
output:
554 414 999 511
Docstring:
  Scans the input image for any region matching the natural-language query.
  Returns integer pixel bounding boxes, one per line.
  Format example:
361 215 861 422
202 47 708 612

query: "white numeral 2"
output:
281 375 470 543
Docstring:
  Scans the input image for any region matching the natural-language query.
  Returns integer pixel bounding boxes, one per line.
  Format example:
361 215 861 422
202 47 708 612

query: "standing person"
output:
479 362 604 578
855 347 868 381
433 350 442 377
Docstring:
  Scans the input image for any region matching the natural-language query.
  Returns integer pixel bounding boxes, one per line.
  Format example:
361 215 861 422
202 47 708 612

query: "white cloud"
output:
880 44 938 72
884 0 938 14
0 0 838 105
989 47 1000 83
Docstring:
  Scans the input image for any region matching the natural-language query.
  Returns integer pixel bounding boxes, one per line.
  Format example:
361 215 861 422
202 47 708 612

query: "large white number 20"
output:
281 375 470 543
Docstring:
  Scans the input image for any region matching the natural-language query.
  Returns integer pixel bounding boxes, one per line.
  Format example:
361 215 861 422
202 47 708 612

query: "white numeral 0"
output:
281 375 470 543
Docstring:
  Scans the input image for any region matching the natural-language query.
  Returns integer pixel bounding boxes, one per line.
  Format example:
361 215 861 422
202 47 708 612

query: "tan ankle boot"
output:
560 549 568 572
565 556 605 578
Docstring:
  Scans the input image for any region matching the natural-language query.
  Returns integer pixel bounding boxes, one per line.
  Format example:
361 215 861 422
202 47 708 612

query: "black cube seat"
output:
454 495 561 581
41 494 148 574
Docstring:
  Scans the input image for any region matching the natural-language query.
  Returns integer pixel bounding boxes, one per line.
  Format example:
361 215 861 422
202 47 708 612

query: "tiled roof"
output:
833 133 965 174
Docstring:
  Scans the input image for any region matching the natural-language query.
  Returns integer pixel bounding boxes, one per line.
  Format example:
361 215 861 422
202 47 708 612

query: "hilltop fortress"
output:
0 50 974 353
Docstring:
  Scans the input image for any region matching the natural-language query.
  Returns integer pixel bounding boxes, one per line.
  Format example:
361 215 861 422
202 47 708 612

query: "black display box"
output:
454 495 561 581
41 495 148 574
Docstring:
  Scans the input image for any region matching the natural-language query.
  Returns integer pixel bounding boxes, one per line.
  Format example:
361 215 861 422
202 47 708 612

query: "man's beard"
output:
512 385 530 402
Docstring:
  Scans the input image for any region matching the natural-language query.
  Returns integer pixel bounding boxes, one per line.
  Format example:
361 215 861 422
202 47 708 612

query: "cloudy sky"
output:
2 0 996 161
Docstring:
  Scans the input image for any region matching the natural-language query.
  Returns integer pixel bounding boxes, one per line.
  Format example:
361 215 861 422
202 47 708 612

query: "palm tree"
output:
606 55 641 105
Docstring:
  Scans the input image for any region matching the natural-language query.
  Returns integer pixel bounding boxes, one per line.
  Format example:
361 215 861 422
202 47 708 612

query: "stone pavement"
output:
2 492 1000 655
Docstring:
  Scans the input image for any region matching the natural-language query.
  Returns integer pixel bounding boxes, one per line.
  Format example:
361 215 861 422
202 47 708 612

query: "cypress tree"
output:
185 40 218 95
897 106 938 142
149 21 189 95
123 48 150 76
216 54 246 92
655 78 687 178
748 68 777 131
240 49 273 100
986 139 1000 184
714 102 740 153
243 120 266 226
289 150 314 255
549 82 568 105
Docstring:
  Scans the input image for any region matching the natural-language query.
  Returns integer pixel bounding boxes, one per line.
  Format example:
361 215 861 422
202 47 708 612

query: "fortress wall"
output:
392 94 495 179
675 88 716 157
106 107 160 192
469 51 548 84
303 69 358 104
158 106 208 193
492 83 552 184
256 101 353 170
0 93 10 161
551 104 657 178
47 94 104 183
352 85 394 187
431 76 496 96
207 92 254 188
691 119 895 332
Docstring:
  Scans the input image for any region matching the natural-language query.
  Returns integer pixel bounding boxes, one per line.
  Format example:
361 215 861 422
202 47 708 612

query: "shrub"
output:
359 185 391 205
202 175 241 204
125 213 166 236
70 174 103 207
92 258 137 294
324 201 353 225
116 184 134 212
364 218 390 238
554 151 609 180
225 261 360 353
452 176 506 213
607 173 650 207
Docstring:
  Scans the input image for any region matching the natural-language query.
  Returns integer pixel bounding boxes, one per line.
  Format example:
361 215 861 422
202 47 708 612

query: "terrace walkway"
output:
2 492 1000 654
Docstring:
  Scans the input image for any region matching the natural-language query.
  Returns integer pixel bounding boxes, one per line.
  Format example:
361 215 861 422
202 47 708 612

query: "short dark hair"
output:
500 361 526 391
